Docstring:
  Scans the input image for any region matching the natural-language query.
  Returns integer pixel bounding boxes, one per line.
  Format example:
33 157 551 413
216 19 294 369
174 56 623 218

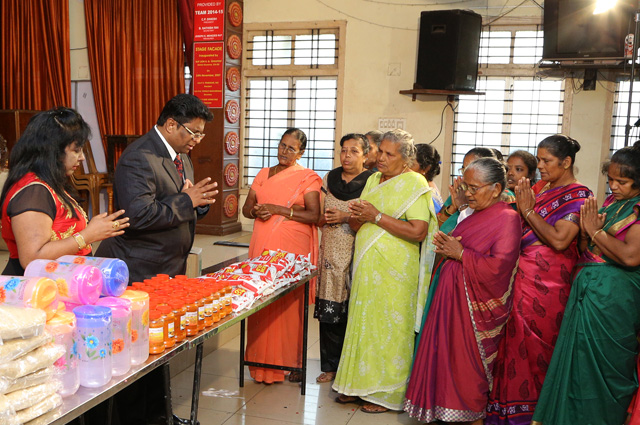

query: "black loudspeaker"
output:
415 10 482 91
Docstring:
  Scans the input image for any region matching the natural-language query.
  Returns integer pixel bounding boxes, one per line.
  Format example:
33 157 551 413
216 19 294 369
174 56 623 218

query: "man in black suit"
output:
97 93 218 282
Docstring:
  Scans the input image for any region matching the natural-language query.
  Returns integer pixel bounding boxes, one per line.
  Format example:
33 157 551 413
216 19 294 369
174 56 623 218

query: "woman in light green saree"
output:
332 129 437 414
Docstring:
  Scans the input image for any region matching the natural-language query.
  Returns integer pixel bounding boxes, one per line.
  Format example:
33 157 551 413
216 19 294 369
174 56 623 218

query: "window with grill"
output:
611 81 640 155
452 27 564 178
243 26 341 186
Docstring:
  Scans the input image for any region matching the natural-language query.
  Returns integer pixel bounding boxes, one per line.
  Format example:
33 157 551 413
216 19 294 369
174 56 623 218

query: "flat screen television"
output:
543 0 636 61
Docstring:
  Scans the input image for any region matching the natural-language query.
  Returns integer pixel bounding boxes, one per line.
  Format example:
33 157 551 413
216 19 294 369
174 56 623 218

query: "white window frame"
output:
241 21 346 189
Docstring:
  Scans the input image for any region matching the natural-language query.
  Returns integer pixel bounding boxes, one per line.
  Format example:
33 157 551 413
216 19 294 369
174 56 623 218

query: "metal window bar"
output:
611 80 640 155
247 30 338 69
244 76 337 186
452 76 564 181
479 28 543 65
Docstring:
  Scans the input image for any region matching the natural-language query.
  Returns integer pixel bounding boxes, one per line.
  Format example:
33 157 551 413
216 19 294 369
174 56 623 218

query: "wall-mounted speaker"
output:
415 10 482 91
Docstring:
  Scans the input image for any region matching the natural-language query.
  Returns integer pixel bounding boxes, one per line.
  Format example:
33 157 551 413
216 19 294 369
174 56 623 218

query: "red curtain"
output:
0 0 71 109
84 0 185 150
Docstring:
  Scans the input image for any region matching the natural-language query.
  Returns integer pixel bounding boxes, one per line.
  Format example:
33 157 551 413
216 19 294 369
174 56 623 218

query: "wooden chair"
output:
71 142 113 218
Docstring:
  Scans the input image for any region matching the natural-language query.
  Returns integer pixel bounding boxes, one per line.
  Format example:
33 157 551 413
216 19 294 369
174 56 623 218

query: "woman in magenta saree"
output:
404 158 521 424
486 136 591 425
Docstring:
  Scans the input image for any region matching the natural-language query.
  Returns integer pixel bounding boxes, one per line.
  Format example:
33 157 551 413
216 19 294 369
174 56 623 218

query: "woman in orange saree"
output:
241 128 322 384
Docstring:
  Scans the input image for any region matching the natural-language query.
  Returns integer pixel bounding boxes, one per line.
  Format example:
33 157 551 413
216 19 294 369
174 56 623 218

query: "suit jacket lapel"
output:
147 129 184 191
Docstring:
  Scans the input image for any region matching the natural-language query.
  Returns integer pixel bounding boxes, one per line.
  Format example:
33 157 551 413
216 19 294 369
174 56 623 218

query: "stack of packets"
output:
0 306 65 425
205 250 315 313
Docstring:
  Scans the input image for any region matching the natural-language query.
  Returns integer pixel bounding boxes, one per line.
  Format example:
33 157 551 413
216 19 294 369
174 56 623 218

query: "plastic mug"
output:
57 256 129 297
73 305 112 388
24 259 103 305
0 276 59 320
95 297 132 376
46 311 79 397
119 290 149 365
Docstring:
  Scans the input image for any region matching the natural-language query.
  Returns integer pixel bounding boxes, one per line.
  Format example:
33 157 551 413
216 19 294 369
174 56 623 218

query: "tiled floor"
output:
170 311 419 425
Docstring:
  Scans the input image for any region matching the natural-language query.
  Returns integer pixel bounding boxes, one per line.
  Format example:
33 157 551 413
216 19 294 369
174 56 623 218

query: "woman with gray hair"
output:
405 157 522 424
332 129 438 413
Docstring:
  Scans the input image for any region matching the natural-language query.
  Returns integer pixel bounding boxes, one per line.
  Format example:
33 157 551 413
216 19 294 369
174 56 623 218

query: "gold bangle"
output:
442 206 452 217
248 209 255 219
524 209 535 221
592 229 605 240
73 232 87 250
458 248 464 261
289 208 294 219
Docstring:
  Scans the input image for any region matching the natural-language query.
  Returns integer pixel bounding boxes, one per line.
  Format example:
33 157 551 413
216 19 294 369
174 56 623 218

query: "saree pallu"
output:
245 165 322 384
404 202 521 422
486 182 590 425
533 195 640 425
332 172 437 411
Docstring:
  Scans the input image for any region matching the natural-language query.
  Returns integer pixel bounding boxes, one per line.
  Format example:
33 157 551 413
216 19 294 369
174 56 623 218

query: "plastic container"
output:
57 256 129 297
120 290 149 365
157 305 176 348
203 291 214 328
24 260 103 305
169 300 186 342
0 276 59 320
185 296 198 337
45 311 79 397
73 305 112 388
95 297 132 376
195 292 205 332
148 311 164 354
223 285 233 317
211 289 221 323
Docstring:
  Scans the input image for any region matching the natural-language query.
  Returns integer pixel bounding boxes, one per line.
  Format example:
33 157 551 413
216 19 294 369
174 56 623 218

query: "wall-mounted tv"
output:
543 0 636 61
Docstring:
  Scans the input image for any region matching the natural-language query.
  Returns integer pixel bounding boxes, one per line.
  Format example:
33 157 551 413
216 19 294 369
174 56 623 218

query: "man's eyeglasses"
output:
278 142 299 155
460 182 493 195
178 122 205 140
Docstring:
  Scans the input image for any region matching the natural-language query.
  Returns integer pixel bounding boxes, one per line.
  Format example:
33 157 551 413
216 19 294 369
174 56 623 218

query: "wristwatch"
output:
374 212 383 224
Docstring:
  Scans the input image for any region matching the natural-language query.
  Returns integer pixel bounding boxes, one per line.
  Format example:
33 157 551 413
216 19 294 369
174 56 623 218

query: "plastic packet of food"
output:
231 287 256 312
0 334 52 364
2 381 61 413
0 344 65 380
0 306 47 344
12 393 62 425
0 367 57 395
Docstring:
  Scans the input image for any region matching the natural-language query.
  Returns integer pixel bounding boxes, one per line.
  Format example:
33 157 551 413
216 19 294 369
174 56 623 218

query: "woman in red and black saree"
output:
0 107 127 276
241 128 322 384
534 141 640 425
486 135 591 425
404 158 521 424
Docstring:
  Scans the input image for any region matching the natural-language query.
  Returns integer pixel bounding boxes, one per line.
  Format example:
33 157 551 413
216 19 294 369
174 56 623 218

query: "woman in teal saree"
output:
532 142 640 425
332 129 437 413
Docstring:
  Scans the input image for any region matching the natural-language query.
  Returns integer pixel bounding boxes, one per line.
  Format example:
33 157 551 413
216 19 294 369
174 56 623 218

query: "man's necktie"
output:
174 155 185 181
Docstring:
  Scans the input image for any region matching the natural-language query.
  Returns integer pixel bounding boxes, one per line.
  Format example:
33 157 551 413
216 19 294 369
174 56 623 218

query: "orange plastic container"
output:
170 300 186 342
149 311 165 354
157 305 176 348
185 295 198 336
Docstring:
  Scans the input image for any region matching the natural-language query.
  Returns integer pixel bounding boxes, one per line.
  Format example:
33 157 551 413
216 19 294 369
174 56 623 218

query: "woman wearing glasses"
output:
486 135 591 425
405 157 521 424
437 147 498 234
0 107 128 276
241 128 322 384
